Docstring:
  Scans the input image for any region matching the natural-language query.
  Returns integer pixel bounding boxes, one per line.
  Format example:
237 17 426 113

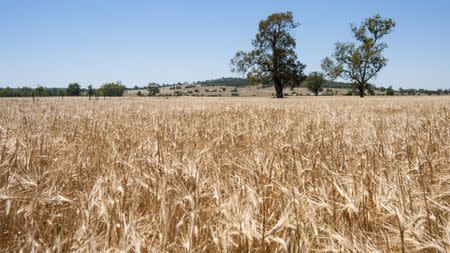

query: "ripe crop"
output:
0 97 449 252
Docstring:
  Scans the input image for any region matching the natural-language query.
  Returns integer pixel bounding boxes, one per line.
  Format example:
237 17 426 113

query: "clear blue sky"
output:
1 0 449 89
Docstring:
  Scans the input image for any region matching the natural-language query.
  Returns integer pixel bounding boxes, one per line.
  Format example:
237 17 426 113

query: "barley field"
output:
0 96 449 252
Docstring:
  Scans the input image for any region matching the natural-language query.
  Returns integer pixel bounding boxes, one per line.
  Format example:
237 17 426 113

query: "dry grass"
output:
0 96 449 252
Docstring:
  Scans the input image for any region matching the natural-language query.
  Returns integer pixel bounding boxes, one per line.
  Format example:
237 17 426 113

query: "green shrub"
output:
385 86 395 96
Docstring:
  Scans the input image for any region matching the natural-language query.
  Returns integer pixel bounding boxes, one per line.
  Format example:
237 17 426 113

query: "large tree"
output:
321 15 395 97
231 12 305 98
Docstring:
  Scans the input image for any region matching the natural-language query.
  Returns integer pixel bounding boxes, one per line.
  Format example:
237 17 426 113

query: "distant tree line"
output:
0 82 127 98
397 88 450 96
0 86 66 97
322 81 353 89
195 77 249 87
2 81 448 98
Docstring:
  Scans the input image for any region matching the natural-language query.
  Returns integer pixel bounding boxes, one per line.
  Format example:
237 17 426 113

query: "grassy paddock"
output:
0 96 449 252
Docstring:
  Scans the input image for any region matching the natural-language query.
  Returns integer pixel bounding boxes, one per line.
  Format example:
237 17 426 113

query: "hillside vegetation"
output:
1 97 449 252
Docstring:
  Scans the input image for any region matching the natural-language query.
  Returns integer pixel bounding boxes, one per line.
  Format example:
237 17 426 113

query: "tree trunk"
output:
274 79 283 98
358 85 365 98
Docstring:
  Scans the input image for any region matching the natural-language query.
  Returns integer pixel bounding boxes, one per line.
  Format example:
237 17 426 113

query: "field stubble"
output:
0 96 449 252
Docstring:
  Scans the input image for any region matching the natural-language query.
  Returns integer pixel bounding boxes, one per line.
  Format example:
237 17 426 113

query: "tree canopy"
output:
321 15 395 97
304 72 326 96
231 12 305 98
147 83 160 96
98 82 126 97
67 83 81 96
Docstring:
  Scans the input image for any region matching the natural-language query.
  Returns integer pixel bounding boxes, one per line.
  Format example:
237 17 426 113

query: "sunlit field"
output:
0 96 449 252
